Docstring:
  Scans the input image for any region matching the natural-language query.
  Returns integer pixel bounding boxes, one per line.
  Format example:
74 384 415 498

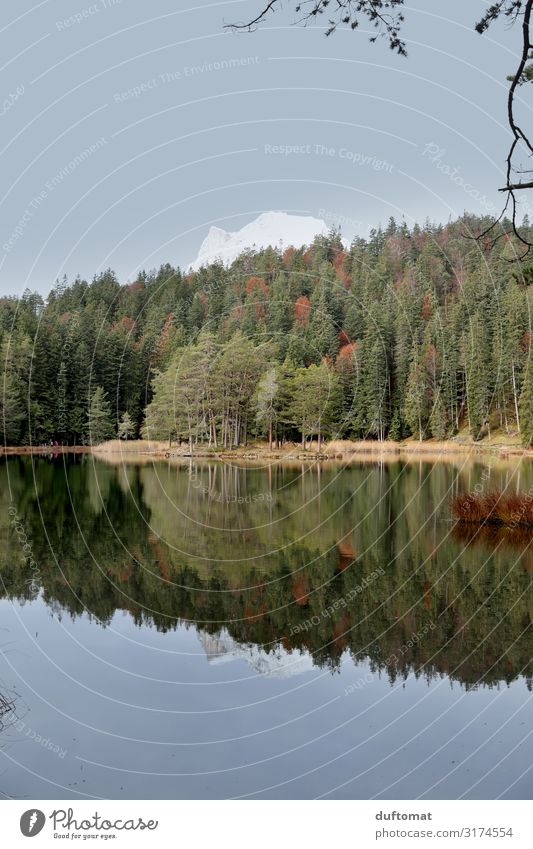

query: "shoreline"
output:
2 437 531 461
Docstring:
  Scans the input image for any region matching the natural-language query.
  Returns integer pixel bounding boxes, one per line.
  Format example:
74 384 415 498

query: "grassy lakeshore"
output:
3 434 523 461
2 431 532 462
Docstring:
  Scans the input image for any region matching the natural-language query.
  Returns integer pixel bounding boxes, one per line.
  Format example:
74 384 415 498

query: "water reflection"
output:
1 455 533 690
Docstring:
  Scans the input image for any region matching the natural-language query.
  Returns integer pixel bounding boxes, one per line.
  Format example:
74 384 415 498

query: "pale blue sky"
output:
0 0 527 294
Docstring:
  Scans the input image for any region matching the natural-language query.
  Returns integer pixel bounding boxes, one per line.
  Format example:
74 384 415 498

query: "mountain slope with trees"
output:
2 213 533 448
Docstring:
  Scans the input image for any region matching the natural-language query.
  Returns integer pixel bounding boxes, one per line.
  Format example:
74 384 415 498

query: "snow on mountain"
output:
188 211 348 271
198 628 315 679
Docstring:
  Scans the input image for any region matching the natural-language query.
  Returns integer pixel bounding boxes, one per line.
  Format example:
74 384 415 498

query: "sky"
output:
0 0 529 295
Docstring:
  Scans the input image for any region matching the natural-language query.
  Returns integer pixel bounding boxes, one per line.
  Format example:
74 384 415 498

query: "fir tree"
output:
86 386 114 445
403 342 427 440
254 367 280 450
118 412 135 440
519 362 533 446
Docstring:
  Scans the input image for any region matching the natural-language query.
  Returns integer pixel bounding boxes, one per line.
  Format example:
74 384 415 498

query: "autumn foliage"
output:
337 342 356 363
291 571 310 606
452 491 533 527
293 294 311 326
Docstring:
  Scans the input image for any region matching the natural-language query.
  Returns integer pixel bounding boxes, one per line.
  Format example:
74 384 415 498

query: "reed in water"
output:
452 491 533 527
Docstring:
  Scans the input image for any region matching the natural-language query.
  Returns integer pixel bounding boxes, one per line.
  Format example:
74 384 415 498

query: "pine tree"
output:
0 334 31 444
519 361 533 446
429 392 447 440
308 289 339 360
142 369 176 447
86 386 114 445
463 313 490 439
287 361 337 450
172 346 211 452
118 412 135 440
212 333 265 447
268 273 292 339
403 342 427 440
57 360 69 440
360 336 390 441
254 367 280 449
0 371 25 444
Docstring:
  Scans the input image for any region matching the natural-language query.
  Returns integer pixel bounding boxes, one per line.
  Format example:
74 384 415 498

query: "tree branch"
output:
473 0 533 256
499 180 533 190
226 0 533 255
225 0 280 31
225 1 407 53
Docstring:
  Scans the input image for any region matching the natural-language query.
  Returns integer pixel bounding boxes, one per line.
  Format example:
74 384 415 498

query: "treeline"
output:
3 212 533 446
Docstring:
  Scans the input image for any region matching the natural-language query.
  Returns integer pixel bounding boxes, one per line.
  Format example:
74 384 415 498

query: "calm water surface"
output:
0 454 532 799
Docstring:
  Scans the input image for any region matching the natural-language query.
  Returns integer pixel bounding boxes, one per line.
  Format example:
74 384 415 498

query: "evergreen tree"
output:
0 371 25 444
86 386 114 445
288 361 337 450
403 342 427 440
142 370 175 446
519 361 533 446
463 313 490 439
429 392 447 440
118 412 135 440
308 288 339 360
254 367 280 449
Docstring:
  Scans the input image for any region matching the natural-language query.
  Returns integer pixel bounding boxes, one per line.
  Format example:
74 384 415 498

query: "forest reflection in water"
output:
1 453 532 692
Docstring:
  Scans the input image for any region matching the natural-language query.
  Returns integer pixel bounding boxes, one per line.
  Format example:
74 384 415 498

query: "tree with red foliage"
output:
293 294 311 327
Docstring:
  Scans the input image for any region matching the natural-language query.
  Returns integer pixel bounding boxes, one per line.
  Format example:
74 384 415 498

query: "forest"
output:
2 212 533 448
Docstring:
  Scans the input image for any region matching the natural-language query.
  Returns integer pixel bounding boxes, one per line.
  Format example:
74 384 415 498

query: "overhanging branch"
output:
225 0 280 31
475 0 533 256
225 1 407 53
226 0 533 256
499 181 533 190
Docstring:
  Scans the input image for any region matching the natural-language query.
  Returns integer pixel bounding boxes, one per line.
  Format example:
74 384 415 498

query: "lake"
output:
0 453 532 799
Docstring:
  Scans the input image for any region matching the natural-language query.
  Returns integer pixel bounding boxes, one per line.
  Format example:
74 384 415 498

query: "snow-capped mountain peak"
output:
189 211 347 271
198 225 233 256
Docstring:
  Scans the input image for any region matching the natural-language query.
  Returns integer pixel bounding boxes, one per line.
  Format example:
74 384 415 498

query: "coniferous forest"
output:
3 213 533 449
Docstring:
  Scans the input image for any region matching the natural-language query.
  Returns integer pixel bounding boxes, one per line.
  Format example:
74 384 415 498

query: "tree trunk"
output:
512 361 521 433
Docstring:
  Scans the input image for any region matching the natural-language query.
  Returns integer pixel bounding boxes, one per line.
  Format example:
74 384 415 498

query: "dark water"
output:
1 454 532 799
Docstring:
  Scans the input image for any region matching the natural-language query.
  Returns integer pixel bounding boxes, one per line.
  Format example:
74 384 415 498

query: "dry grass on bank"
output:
3 433 532 462
324 439 400 455
325 437 527 456
452 491 533 527
84 435 533 463
91 439 169 454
